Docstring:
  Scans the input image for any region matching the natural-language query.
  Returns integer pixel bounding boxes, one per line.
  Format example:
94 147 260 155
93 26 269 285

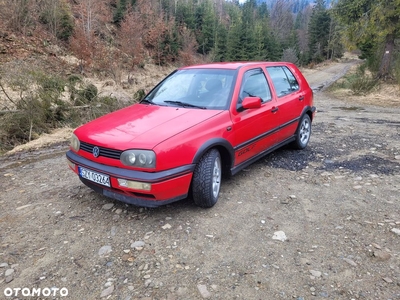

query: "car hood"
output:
75 104 223 150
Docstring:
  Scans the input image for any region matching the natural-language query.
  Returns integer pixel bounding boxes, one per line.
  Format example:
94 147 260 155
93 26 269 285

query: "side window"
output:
238 70 272 109
267 66 298 97
283 67 299 92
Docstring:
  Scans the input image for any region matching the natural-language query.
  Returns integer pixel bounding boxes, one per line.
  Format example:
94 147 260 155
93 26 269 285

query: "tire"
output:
192 149 222 208
293 114 311 150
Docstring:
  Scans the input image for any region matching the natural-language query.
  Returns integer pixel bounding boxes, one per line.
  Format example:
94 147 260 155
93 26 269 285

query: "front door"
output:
230 68 280 167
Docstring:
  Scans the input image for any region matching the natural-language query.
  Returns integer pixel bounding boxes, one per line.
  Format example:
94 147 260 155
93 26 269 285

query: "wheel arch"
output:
301 105 316 122
292 108 313 150
192 138 235 177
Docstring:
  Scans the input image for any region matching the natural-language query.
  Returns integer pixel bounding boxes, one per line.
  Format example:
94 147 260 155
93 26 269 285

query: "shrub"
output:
71 82 98 106
133 89 146 101
328 65 378 95
349 65 379 95
348 75 378 95
39 76 65 93
0 66 71 149
69 95 125 127
0 64 130 152
91 96 123 118
0 89 68 150
39 0 74 41
67 74 83 85
79 84 98 103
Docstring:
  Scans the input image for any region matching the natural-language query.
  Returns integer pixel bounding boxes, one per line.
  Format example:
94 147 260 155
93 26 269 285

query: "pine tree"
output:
195 0 217 55
224 3 242 61
240 0 258 60
113 0 137 25
307 0 331 63
175 1 196 29
334 0 400 79
214 23 228 62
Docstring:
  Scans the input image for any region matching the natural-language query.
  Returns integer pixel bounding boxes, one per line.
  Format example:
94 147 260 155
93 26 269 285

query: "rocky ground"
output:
0 60 400 300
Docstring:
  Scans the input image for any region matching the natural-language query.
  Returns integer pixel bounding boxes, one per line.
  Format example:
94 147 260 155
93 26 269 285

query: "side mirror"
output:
242 96 262 109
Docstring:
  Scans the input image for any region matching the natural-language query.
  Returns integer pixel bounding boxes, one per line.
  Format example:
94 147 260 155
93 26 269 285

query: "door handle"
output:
271 107 279 113
299 95 305 101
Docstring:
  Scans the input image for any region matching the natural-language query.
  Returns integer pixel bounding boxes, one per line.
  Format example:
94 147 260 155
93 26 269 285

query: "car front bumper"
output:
66 150 195 207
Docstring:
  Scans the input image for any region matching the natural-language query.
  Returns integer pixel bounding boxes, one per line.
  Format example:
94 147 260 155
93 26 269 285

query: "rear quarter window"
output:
266 66 299 97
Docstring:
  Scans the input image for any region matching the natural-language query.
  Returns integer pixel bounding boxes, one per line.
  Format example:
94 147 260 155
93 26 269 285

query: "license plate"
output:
79 166 110 187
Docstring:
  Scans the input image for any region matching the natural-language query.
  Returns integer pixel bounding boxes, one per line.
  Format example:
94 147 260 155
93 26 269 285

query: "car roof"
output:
180 61 292 70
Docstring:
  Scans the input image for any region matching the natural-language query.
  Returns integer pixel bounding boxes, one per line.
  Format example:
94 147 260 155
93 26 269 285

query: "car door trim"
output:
233 117 299 151
231 136 296 176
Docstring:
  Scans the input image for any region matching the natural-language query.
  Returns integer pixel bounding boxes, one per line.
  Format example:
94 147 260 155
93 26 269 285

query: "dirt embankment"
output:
0 60 400 300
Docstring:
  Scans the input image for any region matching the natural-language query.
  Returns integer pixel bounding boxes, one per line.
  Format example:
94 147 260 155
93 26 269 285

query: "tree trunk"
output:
377 34 395 80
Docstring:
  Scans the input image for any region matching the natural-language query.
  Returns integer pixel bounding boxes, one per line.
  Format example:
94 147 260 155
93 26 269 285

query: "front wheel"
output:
292 114 311 150
192 149 222 208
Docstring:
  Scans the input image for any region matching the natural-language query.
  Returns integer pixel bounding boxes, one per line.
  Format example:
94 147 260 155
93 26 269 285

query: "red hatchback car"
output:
66 62 315 208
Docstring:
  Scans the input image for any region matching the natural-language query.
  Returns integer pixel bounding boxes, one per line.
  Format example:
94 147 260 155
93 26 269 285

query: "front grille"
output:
80 141 122 159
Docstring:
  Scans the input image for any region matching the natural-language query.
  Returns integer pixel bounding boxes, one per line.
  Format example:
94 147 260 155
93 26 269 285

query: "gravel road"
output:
1 61 400 300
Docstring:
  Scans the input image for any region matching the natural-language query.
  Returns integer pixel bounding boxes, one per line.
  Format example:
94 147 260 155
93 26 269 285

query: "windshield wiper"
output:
164 100 206 109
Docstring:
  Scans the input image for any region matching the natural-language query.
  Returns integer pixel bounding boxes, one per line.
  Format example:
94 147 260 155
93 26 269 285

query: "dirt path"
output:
1 61 400 300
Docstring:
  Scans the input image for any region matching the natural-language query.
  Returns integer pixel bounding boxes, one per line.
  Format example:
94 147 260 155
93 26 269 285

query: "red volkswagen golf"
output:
66 62 315 208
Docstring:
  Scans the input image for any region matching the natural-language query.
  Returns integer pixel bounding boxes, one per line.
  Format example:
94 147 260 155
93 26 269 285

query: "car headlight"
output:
120 150 156 168
70 133 80 152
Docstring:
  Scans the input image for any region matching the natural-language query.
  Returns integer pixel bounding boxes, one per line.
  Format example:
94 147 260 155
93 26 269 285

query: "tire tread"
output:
292 114 311 150
192 149 220 208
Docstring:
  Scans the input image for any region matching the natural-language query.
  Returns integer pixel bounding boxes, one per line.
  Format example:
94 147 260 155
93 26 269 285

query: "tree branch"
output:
0 80 17 106
0 109 21 115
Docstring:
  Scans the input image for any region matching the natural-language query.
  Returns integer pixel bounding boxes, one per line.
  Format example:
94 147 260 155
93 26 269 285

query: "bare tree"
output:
296 5 313 59
178 25 199 65
118 5 146 68
0 0 35 34
74 0 110 43
282 47 298 64
270 0 294 44
69 0 110 71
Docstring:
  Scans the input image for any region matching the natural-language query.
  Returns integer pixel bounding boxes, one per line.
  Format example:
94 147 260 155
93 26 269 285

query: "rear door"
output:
230 68 280 166
266 66 305 140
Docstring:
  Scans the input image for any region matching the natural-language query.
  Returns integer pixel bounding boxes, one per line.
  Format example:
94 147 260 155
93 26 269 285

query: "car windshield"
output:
144 68 236 110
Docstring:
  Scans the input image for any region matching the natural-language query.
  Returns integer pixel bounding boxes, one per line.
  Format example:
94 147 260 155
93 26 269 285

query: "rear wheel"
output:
192 149 221 208
293 114 311 150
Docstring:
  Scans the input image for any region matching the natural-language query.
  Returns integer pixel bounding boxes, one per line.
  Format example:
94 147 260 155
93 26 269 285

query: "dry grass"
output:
5 127 74 154
326 58 400 108
89 64 176 103
328 83 400 108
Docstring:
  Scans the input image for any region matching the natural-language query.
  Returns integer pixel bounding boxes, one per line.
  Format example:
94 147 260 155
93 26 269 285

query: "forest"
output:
1 0 399 79
0 0 344 71
0 0 399 150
